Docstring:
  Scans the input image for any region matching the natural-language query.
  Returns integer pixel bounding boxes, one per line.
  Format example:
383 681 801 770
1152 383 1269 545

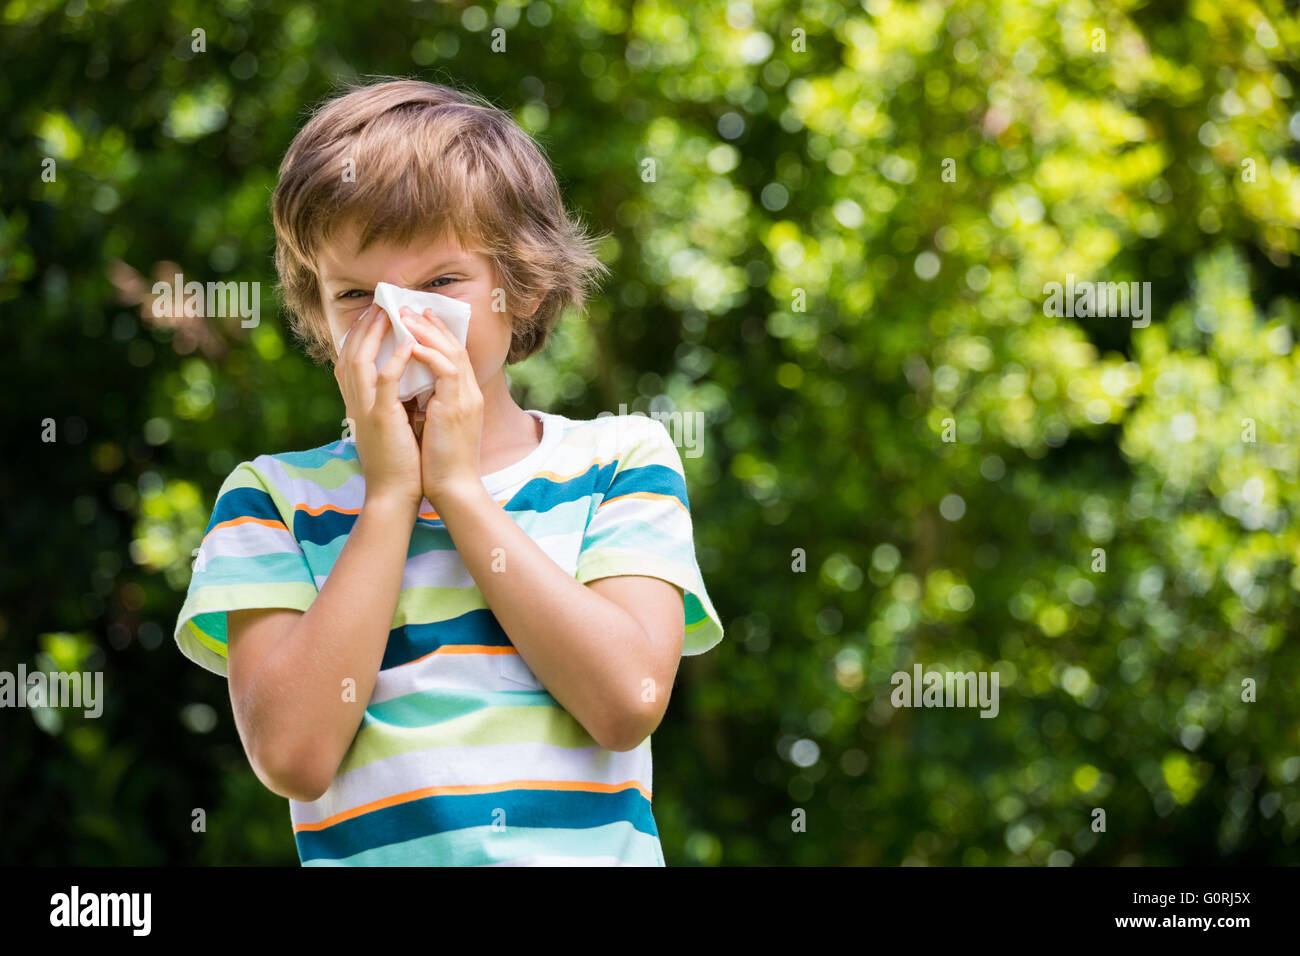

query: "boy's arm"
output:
435 482 686 752
586 573 687 745
226 493 418 802
225 303 428 802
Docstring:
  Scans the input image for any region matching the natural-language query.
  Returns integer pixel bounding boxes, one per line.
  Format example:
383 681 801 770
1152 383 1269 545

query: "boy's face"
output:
314 220 533 434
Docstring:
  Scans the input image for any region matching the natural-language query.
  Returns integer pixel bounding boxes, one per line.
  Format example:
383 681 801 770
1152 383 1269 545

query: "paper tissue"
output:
338 282 472 408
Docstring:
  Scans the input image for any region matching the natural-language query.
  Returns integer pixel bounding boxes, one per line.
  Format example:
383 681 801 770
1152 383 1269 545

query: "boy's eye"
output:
337 277 457 300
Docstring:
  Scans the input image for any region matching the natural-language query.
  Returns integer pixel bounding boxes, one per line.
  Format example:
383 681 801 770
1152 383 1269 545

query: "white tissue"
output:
337 282 472 408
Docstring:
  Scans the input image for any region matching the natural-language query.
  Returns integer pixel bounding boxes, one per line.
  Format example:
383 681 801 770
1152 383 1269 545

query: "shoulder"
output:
564 412 679 465
210 438 358 519
549 414 688 495
228 438 359 487
566 414 691 513
259 437 360 477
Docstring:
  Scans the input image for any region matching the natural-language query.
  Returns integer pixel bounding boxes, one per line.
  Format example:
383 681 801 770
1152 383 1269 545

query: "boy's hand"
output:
402 306 484 507
334 303 423 509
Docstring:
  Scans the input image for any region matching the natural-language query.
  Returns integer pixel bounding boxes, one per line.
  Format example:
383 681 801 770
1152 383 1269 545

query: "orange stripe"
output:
418 498 510 521
598 491 687 512
437 644 514 655
294 779 652 832
529 455 619 484
280 499 512 522
398 644 515 668
296 502 360 517
207 515 287 536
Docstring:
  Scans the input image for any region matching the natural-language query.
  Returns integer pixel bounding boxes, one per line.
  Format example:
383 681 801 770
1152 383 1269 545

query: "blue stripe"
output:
295 785 659 862
399 463 613 532
269 441 357 469
605 463 688 510
294 508 358 546
205 487 284 535
503 460 616 515
284 458 672 544
305 820 661 866
381 608 509 670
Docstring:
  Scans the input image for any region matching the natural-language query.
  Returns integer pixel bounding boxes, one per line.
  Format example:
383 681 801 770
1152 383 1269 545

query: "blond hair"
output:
271 77 608 365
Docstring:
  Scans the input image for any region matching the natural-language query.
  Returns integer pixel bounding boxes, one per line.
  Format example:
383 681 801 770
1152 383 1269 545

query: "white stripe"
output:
202 521 299 558
397 525 585 591
586 495 693 534
293 472 367 511
371 648 550 702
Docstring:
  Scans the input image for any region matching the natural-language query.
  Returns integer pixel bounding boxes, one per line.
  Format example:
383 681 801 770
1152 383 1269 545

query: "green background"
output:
1 0 1298 865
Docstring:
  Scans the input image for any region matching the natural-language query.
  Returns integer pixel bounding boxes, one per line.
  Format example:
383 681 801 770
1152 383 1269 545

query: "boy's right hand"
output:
334 303 422 509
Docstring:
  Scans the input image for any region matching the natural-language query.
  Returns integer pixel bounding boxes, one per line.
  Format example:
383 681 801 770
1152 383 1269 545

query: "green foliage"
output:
1 0 1297 865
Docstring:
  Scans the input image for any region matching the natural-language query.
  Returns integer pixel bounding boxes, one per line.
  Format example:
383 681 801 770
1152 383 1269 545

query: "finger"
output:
411 341 458 380
335 305 376 393
397 305 434 344
414 313 475 382
338 303 376 362
407 311 460 359
417 307 463 352
353 302 391 376
375 335 414 408
416 340 462 408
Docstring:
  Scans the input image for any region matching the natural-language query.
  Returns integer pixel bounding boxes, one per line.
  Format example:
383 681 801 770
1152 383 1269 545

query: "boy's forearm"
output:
250 493 418 793
434 481 656 750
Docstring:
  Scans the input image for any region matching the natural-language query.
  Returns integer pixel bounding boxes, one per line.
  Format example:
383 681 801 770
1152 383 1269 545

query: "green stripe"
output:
392 586 490 628
196 552 314 587
188 622 228 659
367 687 557 728
340 703 605 773
180 582 318 627
174 581 319 673
277 456 362 490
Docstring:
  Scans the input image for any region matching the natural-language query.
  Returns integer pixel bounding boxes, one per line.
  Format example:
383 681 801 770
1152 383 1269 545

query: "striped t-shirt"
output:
173 409 724 866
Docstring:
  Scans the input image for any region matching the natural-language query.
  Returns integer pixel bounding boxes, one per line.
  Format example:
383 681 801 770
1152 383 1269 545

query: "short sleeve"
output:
575 416 724 656
173 459 319 677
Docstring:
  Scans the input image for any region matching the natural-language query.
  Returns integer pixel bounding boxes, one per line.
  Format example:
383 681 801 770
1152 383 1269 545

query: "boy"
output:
172 78 724 866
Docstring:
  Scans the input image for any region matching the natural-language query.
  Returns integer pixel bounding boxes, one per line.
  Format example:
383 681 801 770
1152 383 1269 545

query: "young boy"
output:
172 78 724 866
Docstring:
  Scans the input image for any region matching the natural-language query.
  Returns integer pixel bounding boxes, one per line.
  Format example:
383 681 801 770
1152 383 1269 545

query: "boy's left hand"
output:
402 306 484 508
